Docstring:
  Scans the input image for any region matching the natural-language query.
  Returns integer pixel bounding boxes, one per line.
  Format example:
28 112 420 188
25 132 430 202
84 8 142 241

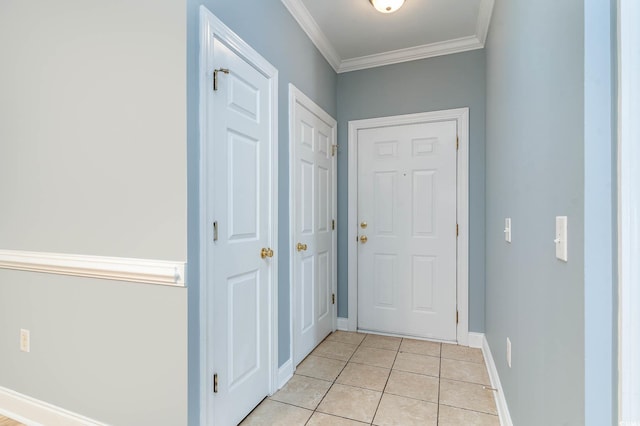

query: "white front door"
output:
291 87 337 365
205 36 275 425
357 120 457 341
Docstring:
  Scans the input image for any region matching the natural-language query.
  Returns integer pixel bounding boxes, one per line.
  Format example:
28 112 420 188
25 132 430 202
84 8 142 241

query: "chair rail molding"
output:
0 250 186 287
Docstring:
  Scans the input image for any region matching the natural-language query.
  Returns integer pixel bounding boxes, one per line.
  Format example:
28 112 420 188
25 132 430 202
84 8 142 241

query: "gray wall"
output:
0 1 188 425
336 50 487 332
185 1 338 423
485 0 616 424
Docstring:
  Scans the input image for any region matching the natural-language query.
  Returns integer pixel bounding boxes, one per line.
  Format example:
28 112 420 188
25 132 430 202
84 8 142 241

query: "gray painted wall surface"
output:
485 0 587 424
0 1 188 425
186 1 338 423
336 50 487 332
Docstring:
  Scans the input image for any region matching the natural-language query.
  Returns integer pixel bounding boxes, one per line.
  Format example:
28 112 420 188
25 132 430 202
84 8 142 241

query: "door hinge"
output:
213 220 219 242
456 224 459 237
456 311 459 324
331 144 338 157
213 373 218 393
332 219 335 230
213 68 229 91
332 293 336 305
456 136 459 150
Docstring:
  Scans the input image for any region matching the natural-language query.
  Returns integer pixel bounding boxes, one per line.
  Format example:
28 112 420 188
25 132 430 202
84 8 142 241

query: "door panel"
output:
301 160 314 234
292 93 336 366
357 120 457 341
228 131 259 240
229 271 259 388
374 254 396 308
317 250 330 319
301 255 314 332
208 38 273 425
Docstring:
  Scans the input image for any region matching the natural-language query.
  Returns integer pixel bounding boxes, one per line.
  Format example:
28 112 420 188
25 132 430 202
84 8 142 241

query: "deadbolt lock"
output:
359 235 368 244
296 242 308 252
261 247 274 259
360 221 368 229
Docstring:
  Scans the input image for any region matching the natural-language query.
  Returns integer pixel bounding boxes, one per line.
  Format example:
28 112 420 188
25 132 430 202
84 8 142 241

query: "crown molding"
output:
476 0 495 44
280 0 341 71
338 36 483 73
281 0 492 73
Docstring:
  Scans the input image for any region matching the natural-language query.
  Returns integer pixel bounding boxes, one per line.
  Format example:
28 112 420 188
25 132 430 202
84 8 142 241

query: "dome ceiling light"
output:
369 0 406 14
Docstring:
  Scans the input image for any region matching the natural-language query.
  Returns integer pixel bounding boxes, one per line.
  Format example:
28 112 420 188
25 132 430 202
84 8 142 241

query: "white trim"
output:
338 36 483 73
288 84 338 366
480 335 514 426
468 332 484 349
618 0 640 422
336 317 349 331
476 0 495 45
280 0 341 71
0 250 185 287
0 386 106 426
280 0 493 73
198 7 279 425
277 359 294 390
347 108 470 346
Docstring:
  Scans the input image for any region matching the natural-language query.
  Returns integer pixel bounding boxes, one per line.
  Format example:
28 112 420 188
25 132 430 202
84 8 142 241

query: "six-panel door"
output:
357 120 458 341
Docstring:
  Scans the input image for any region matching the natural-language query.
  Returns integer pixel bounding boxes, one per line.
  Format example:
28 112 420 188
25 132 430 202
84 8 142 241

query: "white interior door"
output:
357 120 457 341
208 38 274 425
291 88 336 365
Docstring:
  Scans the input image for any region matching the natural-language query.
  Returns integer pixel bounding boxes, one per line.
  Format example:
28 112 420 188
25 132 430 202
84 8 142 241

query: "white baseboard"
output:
479 334 514 426
277 359 294 390
0 386 106 426
336 317 349 331
468 332 484 348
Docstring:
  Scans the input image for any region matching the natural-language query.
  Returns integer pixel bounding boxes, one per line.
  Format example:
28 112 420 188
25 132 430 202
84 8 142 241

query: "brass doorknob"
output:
296 242 308 252
261 248 274 259
359 235 368 244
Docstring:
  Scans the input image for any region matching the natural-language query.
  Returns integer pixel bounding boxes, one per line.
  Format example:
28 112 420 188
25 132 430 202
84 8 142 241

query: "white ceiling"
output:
281 0 494 73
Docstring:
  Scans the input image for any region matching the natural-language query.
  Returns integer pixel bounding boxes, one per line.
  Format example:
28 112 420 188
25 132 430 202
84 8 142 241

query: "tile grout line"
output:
368 337 402 425
305 332 369 425
438 402 500 417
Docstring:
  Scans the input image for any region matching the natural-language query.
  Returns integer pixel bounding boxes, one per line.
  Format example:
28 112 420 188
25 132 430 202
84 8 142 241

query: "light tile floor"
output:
0 415 22 426
242 331 499 426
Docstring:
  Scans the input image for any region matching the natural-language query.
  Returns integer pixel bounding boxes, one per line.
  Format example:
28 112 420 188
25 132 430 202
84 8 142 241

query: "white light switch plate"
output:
555 216 568 262
504 218 512 243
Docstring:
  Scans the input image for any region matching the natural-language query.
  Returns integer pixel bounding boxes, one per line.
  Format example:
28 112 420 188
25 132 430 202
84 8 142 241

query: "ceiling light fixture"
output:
369 0 405 14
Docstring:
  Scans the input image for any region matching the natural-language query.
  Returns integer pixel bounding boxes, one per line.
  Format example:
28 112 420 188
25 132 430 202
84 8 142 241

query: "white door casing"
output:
347 109 469 345
357 121 457 341
199 8 278 426
289 85 337 366
619 0 640 421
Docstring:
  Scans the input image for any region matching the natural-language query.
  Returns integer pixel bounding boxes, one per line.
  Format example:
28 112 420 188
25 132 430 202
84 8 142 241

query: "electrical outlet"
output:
506 337 511 368
20 329 30 353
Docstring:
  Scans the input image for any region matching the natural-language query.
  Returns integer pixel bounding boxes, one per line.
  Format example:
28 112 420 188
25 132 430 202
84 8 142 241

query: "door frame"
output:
618 0 639 421
347 108 469 345
288 84 338 367
198 7 279 424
